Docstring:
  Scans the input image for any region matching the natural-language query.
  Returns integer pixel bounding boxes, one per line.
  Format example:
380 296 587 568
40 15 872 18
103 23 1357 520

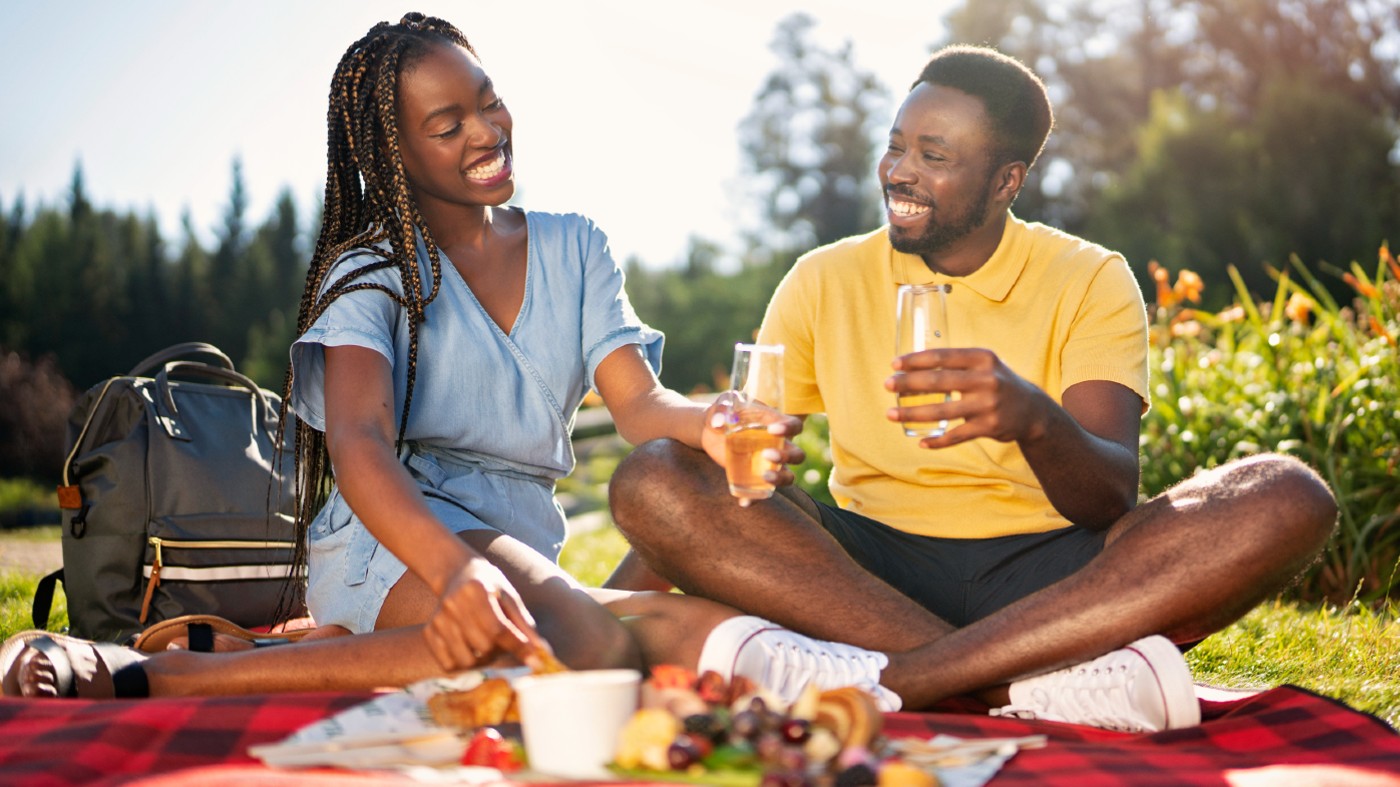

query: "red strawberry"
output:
462 727 509 768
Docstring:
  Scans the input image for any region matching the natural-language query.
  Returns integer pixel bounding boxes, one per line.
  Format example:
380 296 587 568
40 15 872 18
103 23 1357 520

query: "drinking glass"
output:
894 284 950 437
724 343 785 501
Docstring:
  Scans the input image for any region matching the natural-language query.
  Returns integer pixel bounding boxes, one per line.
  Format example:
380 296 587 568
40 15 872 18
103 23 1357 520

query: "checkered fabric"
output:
0 686 1395 786
895 687 1400 785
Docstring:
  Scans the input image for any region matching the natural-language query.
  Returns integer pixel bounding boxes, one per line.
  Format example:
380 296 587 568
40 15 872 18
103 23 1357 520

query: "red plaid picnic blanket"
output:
0 686 1395 786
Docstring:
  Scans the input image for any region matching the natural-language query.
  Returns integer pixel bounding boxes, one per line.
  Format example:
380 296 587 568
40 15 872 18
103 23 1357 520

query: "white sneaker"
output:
697 616 902 712
993 635 1200 732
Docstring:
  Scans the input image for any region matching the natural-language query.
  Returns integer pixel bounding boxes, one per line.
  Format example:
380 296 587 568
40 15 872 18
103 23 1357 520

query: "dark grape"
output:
780 717 811 744
667 738 701 771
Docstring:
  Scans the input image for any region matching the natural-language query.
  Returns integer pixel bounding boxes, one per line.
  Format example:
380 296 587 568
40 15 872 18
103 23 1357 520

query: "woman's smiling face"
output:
393 42 515 211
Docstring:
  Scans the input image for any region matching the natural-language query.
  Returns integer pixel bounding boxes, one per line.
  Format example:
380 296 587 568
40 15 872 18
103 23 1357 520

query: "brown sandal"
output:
1 631 148 698
133 614 314 654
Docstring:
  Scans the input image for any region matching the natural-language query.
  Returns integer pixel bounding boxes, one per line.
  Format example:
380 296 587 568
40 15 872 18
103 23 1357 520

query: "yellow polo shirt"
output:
757 216 1148 538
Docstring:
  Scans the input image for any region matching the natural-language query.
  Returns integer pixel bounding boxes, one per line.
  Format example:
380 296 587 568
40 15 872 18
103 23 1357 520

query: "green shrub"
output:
1141 246 1400 603
0 477 60 528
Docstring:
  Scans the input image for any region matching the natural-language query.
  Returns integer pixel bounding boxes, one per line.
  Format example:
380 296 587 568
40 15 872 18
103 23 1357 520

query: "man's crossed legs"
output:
607 443 1337 730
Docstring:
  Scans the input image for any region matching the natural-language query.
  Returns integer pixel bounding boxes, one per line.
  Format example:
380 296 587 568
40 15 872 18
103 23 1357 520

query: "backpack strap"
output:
32 569 63 630
128 342 234 377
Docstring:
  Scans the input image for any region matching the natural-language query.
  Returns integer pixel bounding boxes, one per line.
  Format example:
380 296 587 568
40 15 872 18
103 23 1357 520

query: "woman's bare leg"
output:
128 530 641 697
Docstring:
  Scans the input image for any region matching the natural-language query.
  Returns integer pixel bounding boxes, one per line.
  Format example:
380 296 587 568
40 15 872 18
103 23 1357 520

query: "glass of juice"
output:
894 283 950 437
724 343 784 501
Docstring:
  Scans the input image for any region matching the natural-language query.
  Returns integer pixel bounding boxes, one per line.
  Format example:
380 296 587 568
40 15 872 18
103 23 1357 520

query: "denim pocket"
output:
308 492 371 587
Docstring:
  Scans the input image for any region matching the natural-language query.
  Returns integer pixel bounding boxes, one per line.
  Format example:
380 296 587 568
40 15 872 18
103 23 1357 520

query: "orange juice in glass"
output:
724 343 784 500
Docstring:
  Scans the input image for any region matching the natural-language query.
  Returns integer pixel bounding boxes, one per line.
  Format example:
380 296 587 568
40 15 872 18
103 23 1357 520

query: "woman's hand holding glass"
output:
703 343 804 506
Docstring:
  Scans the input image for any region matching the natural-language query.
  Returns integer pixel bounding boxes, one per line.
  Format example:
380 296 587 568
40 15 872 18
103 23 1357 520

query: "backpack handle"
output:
154 361 278 440
129 342 235 377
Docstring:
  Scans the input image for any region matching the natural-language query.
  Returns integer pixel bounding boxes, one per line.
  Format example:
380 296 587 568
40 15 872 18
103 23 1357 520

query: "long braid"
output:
274 14 478 619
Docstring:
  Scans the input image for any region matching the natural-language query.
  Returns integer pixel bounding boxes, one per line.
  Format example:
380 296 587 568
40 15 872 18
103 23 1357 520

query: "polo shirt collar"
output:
888 215 1028 303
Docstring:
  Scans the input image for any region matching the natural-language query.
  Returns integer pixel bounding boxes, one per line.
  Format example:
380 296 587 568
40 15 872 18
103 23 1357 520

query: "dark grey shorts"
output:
813 500 1106 628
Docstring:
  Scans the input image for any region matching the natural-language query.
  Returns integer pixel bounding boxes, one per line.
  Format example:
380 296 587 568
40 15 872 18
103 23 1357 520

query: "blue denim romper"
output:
288 210 663 633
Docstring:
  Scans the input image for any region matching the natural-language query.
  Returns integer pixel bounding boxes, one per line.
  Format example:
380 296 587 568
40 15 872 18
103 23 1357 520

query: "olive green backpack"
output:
32 342 304 643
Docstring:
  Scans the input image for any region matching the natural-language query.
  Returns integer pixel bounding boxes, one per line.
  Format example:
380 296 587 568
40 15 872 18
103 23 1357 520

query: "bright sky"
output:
0 1 955 267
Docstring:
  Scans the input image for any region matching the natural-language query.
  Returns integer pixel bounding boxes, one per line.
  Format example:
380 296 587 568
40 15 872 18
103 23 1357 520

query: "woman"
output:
1 13 896 708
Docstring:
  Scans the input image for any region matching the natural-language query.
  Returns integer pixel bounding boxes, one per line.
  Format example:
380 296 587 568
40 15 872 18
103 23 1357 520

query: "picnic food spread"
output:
418 660 923 784
251 657 1041 785
609 665 922 786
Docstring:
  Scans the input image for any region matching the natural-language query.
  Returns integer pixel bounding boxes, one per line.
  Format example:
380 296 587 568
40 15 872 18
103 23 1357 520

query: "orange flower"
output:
1284 293 1312 323
1148 261 1175 308
1370 315 1396 347
1343 272 1378 298
1173 269 1204 304
1382 242 1400 283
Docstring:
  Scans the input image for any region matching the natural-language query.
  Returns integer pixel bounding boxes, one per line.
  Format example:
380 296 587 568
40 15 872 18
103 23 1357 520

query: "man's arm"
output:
1013 379 1141 529
888 349 1141 530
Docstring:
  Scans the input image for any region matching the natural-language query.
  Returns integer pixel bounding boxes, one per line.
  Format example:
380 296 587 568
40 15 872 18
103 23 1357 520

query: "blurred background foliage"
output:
1 0 1397 600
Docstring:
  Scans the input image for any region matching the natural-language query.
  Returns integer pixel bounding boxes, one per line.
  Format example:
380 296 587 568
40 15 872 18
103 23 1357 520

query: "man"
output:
605 45 1337 732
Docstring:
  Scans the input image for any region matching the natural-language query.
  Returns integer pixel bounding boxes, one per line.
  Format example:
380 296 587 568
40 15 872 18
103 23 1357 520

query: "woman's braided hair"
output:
276 13 476 611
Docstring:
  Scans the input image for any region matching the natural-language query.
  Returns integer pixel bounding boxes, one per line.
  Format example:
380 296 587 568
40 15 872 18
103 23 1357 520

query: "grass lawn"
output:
3 524 1396 730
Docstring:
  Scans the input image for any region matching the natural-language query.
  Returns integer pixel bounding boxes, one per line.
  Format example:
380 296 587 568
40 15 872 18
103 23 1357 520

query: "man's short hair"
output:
913 45 1053 170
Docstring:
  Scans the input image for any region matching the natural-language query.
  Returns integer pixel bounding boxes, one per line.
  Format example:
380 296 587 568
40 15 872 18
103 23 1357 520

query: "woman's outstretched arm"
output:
592 344 804 475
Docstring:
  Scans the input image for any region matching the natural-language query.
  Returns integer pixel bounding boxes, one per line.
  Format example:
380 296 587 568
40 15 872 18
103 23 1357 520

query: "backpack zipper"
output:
139 536 297 624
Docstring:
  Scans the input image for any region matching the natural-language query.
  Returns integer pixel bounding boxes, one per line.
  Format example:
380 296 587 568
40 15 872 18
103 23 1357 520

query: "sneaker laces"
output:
994 661 1143 731
735 627 901 712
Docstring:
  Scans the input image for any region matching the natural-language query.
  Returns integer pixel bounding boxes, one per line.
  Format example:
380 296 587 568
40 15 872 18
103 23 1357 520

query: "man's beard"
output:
887 175 995 257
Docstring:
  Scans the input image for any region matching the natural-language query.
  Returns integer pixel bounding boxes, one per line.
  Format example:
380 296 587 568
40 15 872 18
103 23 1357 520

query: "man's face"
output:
877 83 1001 257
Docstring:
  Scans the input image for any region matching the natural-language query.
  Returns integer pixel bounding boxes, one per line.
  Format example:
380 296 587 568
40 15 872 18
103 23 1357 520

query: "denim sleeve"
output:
288 253 404 432
579 219 664 391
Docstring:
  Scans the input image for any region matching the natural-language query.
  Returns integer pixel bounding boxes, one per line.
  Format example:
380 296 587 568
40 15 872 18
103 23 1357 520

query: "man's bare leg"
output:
608 439 953 654
609 442 1336 709
877 454 1333 706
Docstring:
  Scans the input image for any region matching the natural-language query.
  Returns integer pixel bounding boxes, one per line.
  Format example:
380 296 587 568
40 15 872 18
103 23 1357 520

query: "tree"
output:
625 238 788 393
738 13 889 255
239 190 306 386
170 209 213 351
940 0 1400 235
0 196 13 349
941 0 1400 297
208 158 252 359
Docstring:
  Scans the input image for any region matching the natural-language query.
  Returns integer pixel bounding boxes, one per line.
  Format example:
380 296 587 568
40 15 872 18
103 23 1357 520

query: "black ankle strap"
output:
186 622 214 653
110 661 150 698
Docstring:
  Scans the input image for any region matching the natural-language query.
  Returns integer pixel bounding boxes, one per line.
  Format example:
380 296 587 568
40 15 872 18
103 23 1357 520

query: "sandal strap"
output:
187 622 215 653
133 614 313 654
28 637 77 697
